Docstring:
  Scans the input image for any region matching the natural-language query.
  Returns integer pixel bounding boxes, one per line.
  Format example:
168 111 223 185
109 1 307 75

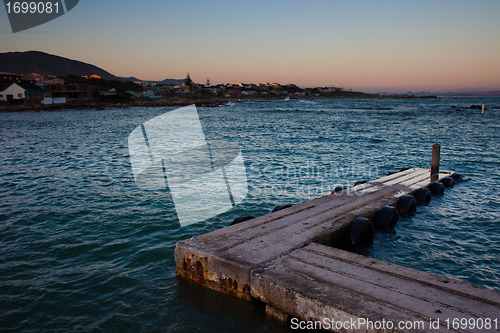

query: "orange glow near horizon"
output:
1 1 499 93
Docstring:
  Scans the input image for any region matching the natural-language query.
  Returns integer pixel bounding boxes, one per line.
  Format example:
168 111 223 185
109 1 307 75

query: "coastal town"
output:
0 71 424 110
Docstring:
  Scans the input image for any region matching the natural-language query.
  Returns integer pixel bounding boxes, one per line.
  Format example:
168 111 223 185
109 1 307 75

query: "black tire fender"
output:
230 215 255 226
374 205 399 230
413 187 431 206
428 181 444 196
440 176 455 188
451 173 463 182
271 204 292 213
332 186 348 194
397 194 417 218
349 217 374 248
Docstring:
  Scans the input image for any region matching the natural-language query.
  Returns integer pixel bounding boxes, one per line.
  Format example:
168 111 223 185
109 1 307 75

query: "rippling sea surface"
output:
1 98 499 332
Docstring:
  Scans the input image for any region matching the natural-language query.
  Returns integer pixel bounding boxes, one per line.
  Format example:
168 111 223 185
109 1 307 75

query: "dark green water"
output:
0 98 498 332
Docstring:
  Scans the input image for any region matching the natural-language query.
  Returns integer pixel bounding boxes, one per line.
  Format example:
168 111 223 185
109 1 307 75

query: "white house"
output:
0 82 44 101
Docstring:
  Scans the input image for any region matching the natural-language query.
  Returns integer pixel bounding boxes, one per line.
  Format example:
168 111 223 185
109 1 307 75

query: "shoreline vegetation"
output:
0 92 439 112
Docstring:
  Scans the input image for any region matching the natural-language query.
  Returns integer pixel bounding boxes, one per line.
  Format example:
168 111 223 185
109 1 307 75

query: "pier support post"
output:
482 102 485 115
431 144 440 182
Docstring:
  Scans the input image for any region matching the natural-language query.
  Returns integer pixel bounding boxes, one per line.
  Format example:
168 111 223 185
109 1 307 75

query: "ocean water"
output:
0 97 499 332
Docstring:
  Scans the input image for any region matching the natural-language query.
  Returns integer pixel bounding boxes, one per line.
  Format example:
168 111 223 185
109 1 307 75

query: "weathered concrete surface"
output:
251 243 500 333
175 168 448 297
174 168 500 331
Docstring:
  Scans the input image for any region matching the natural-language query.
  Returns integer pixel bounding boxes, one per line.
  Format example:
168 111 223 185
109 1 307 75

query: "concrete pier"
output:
175 168 500 332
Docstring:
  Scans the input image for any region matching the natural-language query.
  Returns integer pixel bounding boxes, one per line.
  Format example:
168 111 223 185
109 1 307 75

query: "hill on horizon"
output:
0 51 119 80
116 76 184 86
0 51 183 84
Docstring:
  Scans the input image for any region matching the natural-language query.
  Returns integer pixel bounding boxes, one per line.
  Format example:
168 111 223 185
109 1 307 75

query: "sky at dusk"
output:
1 0 499 92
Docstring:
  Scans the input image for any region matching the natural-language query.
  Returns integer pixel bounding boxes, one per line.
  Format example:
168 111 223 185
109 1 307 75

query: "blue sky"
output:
1 0 499 92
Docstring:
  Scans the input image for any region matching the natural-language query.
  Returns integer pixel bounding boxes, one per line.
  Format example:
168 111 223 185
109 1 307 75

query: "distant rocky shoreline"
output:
0 94 439 112
0 98 229 112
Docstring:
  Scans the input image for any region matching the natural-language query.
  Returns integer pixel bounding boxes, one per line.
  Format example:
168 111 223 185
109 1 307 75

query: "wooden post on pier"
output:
482 102 485 115
431 143 440 182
